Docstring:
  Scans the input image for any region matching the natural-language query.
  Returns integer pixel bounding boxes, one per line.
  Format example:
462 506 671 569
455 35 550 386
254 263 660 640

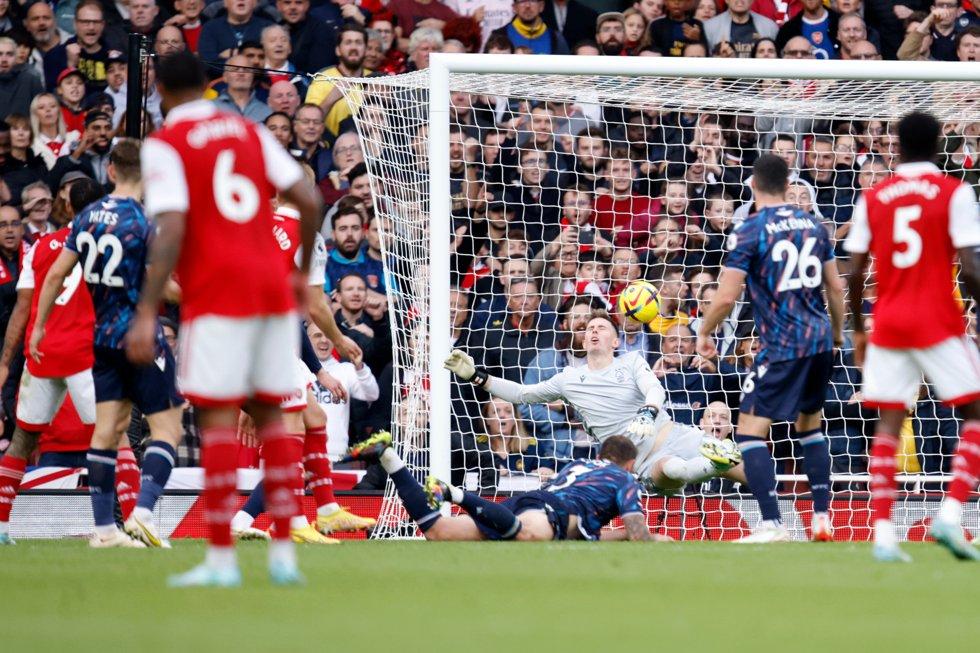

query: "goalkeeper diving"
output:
445 309 746 492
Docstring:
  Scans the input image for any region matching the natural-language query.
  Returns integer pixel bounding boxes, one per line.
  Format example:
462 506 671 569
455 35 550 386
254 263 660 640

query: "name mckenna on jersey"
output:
763 215 816 235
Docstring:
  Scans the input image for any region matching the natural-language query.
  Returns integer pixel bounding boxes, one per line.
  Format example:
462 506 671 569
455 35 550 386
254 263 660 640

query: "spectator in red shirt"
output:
593 147 660 250
166 0 205 53
55 68 86 134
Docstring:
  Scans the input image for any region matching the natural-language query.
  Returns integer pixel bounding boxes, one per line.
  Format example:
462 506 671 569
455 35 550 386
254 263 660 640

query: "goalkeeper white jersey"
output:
487 351 669 440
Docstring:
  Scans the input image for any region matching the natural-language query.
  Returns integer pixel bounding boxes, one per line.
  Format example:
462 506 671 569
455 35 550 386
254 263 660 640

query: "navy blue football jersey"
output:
544 459 643 540
725 204 834 364
66 196 154 349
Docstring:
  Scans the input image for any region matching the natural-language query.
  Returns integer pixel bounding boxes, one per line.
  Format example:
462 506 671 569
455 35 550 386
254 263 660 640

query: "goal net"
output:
335 56 980 541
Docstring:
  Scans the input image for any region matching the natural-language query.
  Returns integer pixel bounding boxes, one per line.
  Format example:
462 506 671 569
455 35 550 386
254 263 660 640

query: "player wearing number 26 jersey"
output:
844 161 980 408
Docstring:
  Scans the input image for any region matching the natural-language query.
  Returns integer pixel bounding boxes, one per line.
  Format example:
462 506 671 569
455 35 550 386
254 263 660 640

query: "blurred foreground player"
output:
697 154 846 543
33 140 185 549
128 51 323 587
344 432 658 541
845 111 980 562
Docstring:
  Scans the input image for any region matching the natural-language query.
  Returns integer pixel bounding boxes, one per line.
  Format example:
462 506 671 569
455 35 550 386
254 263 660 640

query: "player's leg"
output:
426 476 523 540
278 404 336 545
303 393 376 534
231 479 271 540
733 413 786 541
917 336 980 559
87 399 145 547
861 343 922 561
514 511 557 541
651 425 743 489
791 351 836 542
423 514 486 541
342 431 444 537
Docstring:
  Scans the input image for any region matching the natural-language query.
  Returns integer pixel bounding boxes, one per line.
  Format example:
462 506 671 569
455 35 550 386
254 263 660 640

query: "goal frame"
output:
426 54 980 484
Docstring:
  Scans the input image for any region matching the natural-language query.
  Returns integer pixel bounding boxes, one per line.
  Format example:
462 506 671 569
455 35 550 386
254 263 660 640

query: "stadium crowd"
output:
0 0 977 495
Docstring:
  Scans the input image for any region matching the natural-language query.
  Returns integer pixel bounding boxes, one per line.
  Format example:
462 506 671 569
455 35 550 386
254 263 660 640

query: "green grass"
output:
2 540 978 652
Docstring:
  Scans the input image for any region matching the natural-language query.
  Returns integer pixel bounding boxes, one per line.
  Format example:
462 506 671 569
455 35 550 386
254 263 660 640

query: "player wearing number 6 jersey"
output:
31 140 184 549
845 112 980 563
697 154 845 544
127 51 324 587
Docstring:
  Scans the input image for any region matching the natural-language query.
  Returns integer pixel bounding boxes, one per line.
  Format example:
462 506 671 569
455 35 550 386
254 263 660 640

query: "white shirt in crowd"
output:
312 358 380 459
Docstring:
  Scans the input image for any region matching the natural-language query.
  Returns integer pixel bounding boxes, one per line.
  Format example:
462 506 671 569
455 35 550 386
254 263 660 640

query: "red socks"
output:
115 448 140 521
0 456 26 523
202 427 239 547
869 433 898 523
260 421 302 541
948 421 980 503
302 426 336 508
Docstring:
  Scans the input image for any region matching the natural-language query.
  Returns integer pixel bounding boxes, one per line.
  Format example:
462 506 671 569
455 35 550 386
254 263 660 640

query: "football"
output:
617 280 660 323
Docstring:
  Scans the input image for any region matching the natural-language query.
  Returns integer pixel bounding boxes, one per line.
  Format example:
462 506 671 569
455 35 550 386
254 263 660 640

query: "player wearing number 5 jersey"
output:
31 140 184 549
128 52 324 587
697 154 846 544
845 112 980 562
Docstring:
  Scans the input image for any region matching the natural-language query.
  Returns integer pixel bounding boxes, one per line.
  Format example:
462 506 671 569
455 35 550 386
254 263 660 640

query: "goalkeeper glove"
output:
443 349 489 387
627 406 660 439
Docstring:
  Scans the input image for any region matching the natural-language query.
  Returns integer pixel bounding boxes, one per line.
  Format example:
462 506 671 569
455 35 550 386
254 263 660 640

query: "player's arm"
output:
696 266 745 359
620 513 653 541
843 196 872 366
29 249 79 362
823 258 845 347
0 289 32 387
443 348 563 404
307 285 361 361
629 354 668 438
950 183 980 303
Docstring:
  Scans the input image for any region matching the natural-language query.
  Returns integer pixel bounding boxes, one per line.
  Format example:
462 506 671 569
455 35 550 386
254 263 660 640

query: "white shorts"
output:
282 357 315 413
178 313 301 407
16 368 96 429
863 336 980 409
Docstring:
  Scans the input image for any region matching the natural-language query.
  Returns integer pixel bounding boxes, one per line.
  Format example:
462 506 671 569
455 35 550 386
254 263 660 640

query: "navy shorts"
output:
474 490 570 541
739 350 834 422
93 344 183 415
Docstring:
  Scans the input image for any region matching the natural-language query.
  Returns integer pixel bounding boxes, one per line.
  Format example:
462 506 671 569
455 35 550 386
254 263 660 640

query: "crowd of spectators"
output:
1 0 977 492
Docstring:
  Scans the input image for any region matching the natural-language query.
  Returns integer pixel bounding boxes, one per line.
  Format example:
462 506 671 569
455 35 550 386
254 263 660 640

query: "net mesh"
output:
334 69 980 540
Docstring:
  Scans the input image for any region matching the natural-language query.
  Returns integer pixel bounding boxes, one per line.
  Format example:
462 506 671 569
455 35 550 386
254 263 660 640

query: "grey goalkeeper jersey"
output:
486 352 670 441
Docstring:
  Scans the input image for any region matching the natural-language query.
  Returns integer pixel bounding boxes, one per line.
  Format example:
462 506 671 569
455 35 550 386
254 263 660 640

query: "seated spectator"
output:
897 10 934 60
367 16 406 73
647 0 707 56
559 125 608 191
504 147 561 245
267 79 300 116
23 2 66 91
752 35 778 56
29 92 78 170
333 272 391 375
319 130 364 205
0 114 45 205
324 202 387 296
593 148 659 250
623 7 651 52
691 188 733 269
49 111 113 191
154 25 186 56
307 321 380 458
290 103 332 181
490 0 569 54
55 67 86 133
262 24 306 93
776 0 839 59
199 0 272 66
212 53 272 122
608 246 642 306
125 0 164 41
263 111 292 148
166 0 204 53
470 254 530 325
0 36 42 121
845 38 879 59
277 0 336 75
703 0 778 57
305 23 369 139
799 134 854 226
635 0 665 22
956 24 980 61
405 25 443 70
837 12 879 58
654 323 721 425
694 0 717 22
595 11 627 56
662 177 694 226
20 181 55 243
571 38 599 55
647 267 690 336
484 396 543 477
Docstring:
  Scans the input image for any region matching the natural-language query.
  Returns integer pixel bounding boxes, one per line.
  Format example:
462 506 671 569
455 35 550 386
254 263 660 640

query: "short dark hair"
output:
337 22 367 43
599 435 638 466
483 32 514 53
109 138 141 183
558 293 606 322
897 111 940 163
156 50 206 93
954 25 980 54
337 272 367 291
239 39 263 51
347 162 369 182
69 178 104 214
587 308 618 331
331 198 367 229
752 153 790 195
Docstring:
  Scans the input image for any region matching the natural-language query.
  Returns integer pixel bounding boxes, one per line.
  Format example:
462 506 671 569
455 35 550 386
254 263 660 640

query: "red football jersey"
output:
141 100 304 320
844 162 980 349
18 229 95 377
272 208 327 285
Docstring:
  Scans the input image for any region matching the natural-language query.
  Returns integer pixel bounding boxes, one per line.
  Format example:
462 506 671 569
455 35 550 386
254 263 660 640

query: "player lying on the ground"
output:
344 431 660 541
444 310 746 492
846 111 980 562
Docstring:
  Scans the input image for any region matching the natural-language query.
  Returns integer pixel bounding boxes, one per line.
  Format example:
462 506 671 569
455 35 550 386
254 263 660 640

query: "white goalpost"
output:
336 55 980 540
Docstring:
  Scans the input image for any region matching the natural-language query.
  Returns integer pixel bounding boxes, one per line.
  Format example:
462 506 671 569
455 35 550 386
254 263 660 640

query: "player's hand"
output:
28 326 44 364
833 329 844 348
696 333 717 360
852 330 867 369
125 308 158 366
444 349 476 381
627 406 659 439
333 334 362 362
317 370 347 402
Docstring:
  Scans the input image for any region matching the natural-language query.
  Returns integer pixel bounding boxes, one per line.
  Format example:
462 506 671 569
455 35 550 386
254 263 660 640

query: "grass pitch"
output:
2 540 978 653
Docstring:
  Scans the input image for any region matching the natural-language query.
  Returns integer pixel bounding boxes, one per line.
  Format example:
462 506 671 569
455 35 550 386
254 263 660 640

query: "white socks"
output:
132 506 154 525
662 456 717 484
231 510 255 531
380 448 405 474
206 546 237 570
0 522 8 536
938 498 963 526
269 540 296 568
317 502 340 517
289 515 308 530
94 524 118 538
447 484 464 504
874 519 897 548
